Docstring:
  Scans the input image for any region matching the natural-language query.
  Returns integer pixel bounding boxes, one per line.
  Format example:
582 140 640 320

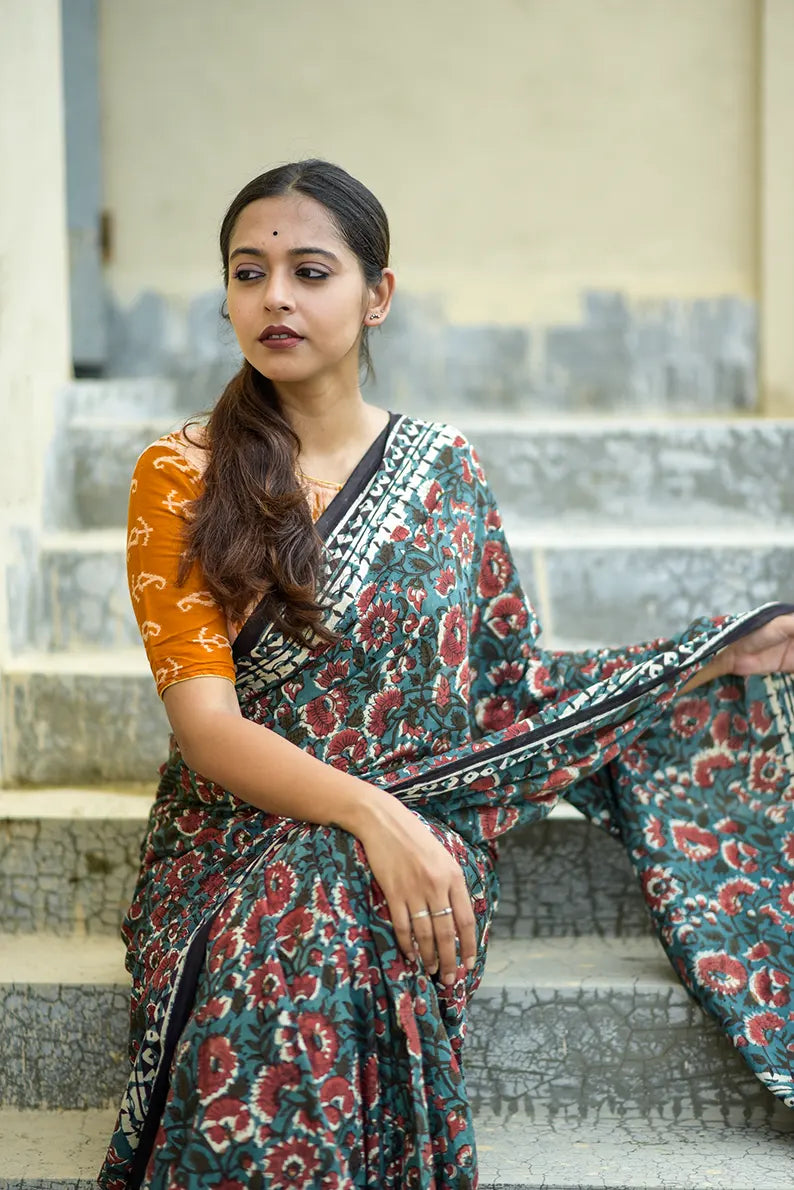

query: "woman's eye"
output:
233 268 264 282
297 267 329 280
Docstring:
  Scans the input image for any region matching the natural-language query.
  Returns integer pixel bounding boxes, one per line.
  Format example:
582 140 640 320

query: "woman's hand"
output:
348 789 476 986
681 611 794 694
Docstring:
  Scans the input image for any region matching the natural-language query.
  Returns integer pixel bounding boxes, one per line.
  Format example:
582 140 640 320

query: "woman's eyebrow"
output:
229 245 341 263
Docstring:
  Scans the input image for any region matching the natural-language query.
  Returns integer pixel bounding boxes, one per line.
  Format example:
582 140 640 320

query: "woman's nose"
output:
262 272 295 312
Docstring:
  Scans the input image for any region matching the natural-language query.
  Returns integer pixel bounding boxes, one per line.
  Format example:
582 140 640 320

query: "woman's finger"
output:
409 906 439 973
431 905 459 985
390 900 416 962
450 881 477 975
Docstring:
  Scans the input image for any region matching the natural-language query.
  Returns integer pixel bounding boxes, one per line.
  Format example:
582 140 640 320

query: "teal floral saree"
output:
99 413 794 1189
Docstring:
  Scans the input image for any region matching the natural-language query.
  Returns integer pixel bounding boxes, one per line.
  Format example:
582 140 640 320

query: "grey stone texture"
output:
0 814 145 936
38 543 136 651
467 940 790 1129
491 818 651 940
511 543 794 648
2 668 167 784
0 980 129 1108
101 285 759 416
475 1111 794 1189
464 419 794 531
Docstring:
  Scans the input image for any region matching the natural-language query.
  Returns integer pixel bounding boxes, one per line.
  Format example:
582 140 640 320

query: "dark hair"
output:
178 160 390 646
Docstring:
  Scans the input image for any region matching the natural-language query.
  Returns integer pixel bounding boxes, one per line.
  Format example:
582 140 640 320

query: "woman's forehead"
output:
230 193 344 249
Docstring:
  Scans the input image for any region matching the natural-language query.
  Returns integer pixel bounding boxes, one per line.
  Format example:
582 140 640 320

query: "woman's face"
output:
225 193 376 389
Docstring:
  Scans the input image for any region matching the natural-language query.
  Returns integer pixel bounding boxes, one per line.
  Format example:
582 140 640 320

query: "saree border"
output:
231 410 401 664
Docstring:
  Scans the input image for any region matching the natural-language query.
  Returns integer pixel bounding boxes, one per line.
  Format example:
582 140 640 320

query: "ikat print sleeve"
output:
126 436 236 697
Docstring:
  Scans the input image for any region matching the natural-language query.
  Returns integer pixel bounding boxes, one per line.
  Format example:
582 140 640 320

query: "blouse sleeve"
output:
126 437 236 698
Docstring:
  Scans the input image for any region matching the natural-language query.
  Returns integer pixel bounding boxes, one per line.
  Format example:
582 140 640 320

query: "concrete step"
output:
32 527 794 654
1 655 167 785
0 789 151 936
0 793 647 939
0 934 129 1110
2 933 788 1129
0 1107 791 1190
49 413 794 532
467 938 790 1130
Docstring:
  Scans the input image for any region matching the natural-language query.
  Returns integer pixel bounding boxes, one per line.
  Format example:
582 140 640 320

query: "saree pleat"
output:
100 415 794 1189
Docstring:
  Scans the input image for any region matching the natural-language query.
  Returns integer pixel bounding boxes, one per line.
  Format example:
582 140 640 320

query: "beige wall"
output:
99 0 759 324
0 0 71 512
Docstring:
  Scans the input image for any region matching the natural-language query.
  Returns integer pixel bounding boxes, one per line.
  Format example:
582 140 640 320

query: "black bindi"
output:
272 230 278 236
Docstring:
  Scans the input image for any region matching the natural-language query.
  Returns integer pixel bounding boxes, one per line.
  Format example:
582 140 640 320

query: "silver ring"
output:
430 906 454 918
410 909 431 920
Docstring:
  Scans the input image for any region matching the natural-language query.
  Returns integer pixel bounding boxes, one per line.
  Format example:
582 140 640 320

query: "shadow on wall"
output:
103 287 758 417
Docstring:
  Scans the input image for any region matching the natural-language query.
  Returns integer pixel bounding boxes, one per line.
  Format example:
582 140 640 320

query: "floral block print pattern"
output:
99 414 794 1189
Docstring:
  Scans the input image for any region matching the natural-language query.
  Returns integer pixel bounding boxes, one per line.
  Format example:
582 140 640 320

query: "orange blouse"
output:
126 433 339 697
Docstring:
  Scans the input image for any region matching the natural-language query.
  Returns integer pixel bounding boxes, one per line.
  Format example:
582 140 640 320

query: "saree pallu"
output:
99 414 794 1190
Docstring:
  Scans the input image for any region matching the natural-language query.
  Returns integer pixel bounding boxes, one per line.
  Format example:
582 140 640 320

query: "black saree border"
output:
231 410 401 663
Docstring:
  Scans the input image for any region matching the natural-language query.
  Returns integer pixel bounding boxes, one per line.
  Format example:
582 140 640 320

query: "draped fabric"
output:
99 414 794 1189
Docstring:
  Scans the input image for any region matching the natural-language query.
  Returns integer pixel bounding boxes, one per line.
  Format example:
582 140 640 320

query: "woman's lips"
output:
259 327 304 349
260 335 303 349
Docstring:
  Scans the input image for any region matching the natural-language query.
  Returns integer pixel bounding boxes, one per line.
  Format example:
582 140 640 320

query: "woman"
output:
100 159 794 1189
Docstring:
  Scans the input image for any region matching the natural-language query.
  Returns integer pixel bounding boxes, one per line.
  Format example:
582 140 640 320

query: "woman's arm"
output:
164 676 477 985
677 611 794 695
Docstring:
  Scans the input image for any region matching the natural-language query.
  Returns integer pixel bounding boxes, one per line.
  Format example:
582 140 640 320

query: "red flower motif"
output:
745 941 771 962
692 750 733 788
485 594 529 640
750 752 786 795
326 728 367 771
717 878 756 916
320 1075 356 1127
750 967 790 1008
451 518 475 565
781 882 794 914
355 597 398 653
264 1136 321 1183
366 687 404 736
434 673 452 709
477 540 513 599
487 660 524 687
749 700 773 734
783 832 794 866
315 658 349 689
305 689 350 738
641 866 681 912
198 1034 239 1101
423 479 443 513
476 695 516 731
434 566 456 596
720 839 759 873
745 1010 785 1047
671 822 719 862
439 606 468 667
297 1011 340 1078
694 951 748 995
643 816 666 849
671 698 710 739
253 1060 302 1121
275 905 314 958
204 1094 253 1153
264 860 297 914
391 524 410 542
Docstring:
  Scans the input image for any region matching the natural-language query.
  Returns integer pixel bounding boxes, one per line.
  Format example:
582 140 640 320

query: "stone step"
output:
0 789 151 936
467 938 790 1130
48 413 794 531
2 933 788 1130
33 527 794 654
0 1107 791 1190
0 792 647 939
1 655 167 785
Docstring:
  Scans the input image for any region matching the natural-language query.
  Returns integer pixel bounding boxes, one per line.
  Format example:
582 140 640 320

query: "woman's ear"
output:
364 268 396 326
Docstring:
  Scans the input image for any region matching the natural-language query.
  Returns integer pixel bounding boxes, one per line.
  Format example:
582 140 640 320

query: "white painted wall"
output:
99 0 759 324
0 0 71 513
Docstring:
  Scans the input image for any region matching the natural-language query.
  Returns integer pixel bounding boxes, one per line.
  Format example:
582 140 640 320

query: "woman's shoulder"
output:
395 413 486 478
132 424 210 492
